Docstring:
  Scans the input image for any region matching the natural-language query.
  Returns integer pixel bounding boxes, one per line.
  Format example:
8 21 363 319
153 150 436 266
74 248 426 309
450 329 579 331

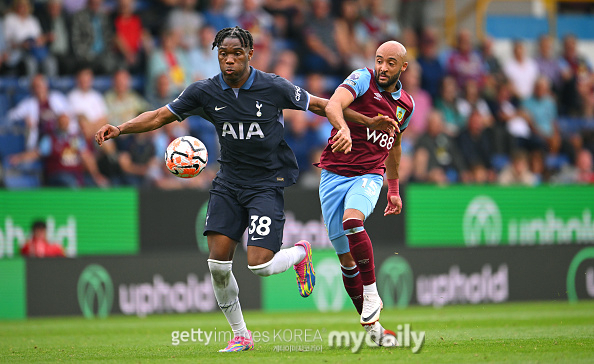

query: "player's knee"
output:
208 259 232 287
248 259 274 277
343 217 364 234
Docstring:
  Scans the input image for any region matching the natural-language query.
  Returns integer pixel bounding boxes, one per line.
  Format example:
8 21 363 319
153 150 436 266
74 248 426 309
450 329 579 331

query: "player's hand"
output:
368 115 399 137
95 124 120 146
384 194 402 216
331 128 352 154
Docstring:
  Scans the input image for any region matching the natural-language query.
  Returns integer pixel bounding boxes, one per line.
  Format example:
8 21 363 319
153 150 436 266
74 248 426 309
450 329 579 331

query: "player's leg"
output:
319 169 363 312
342 174 384 325
204 178 253 352
242 186 314 297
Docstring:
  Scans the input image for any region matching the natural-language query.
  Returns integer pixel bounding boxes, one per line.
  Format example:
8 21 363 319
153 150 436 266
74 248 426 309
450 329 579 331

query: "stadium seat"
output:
0 130 26 157
491 154 510 172
1 156 42 189
545 154 570 171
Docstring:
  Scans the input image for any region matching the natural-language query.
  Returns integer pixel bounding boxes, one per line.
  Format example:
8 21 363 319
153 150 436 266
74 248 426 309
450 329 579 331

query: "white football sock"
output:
207 259 249 338
248 246 306 277
363 282 378 295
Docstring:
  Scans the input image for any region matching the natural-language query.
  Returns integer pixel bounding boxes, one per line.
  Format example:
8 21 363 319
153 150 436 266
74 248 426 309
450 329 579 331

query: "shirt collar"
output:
218 66 256 90
373 70 402 100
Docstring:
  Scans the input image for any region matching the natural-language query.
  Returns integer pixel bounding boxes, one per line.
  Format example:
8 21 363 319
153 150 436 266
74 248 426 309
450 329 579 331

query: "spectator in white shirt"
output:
68 67 109 140
503 40 539 100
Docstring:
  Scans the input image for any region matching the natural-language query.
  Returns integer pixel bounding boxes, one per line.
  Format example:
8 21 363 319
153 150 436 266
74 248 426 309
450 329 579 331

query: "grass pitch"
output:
1 300 593 363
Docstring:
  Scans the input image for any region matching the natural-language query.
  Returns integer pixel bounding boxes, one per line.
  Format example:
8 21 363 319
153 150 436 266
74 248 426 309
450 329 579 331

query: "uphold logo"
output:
77 264 114 319
463 196 502 246
378 256 413 309
566 247 594 303
313 258 347 312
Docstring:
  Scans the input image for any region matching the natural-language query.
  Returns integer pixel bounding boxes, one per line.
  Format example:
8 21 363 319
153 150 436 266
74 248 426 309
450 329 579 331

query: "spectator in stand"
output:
535 34 563 93
9 113 108 187
203 0 235 31
416 26 445 101
188 25 220 80
490 81 524 155
334 0 372 70
71 0 117 75
7 74 74 150
146 29 191 99
434 75 465 136
302 72 332 146
558 34 593 116
359 0 401 46
457 109 496 184
457 79 494 126
446 28 485 88
479 35 504 83
503 40 539 100
237 0 274 71
398 0 429 33
498 149 538 186
68 67 109 140
0 16 8 74
552 148 594 184
262 0 305 51
62 0 86 14
412 110 468 184
36 0 73 75
112 0 152 73
117 131 159 187
147 72 174 109
3 0 57 76
521 76 558 151
20 220 65 258
166 0 203 50
400 61 431 142
104 68 150 127
303 0 343 75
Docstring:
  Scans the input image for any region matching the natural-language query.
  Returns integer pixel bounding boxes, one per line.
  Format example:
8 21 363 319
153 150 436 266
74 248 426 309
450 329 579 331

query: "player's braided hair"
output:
211 26 254 50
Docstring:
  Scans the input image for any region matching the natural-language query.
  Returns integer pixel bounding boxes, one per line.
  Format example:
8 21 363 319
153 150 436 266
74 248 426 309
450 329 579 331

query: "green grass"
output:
1 301 593 363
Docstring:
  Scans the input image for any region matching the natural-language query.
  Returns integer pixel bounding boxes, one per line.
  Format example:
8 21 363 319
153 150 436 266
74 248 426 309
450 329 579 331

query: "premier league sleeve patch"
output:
344 79 357 87
347 72 360 80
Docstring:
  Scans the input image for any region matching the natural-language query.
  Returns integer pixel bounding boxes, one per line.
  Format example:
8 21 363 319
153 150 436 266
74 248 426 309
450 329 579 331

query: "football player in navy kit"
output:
95 26 397 352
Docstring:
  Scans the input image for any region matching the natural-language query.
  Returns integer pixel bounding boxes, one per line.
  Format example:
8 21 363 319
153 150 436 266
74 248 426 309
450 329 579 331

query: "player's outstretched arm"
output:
384 133 403 216
95 106 178 146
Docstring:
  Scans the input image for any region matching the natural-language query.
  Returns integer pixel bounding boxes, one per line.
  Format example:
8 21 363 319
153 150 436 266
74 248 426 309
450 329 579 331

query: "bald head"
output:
377 41 407 62
374 41 408 92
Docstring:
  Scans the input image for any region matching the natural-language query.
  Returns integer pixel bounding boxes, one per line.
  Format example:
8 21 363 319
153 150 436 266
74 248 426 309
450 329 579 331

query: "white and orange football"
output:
165 136 208 178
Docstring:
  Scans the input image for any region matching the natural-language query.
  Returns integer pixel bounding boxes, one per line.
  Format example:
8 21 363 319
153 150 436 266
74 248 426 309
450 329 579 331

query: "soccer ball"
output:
165 136 208 178
380 330 398 347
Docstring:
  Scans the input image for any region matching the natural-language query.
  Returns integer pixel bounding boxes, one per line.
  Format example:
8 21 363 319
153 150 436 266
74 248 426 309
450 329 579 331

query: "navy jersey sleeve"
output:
270 75 310 111
166 81 208 121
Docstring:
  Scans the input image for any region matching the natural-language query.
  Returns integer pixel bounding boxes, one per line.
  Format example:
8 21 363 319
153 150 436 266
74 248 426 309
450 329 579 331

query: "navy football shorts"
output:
203 177 285 253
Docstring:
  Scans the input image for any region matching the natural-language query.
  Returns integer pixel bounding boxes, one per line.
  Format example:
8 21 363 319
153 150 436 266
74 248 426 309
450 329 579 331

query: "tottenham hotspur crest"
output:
396 106 405 122
256 101 262 117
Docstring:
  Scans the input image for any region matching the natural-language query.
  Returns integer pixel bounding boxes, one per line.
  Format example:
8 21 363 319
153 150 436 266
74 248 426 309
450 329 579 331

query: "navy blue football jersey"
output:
167 67 310 187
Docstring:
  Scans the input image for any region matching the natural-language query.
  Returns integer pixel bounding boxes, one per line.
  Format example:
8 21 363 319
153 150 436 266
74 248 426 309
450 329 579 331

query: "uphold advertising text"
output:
407 185 594 247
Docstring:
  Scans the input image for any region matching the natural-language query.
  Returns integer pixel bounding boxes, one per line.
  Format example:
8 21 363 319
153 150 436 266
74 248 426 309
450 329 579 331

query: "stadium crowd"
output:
0 0 593 189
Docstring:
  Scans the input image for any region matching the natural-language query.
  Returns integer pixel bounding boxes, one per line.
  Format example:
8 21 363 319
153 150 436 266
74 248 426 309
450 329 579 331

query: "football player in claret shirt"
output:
316 41 414 346
95 26 397 352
